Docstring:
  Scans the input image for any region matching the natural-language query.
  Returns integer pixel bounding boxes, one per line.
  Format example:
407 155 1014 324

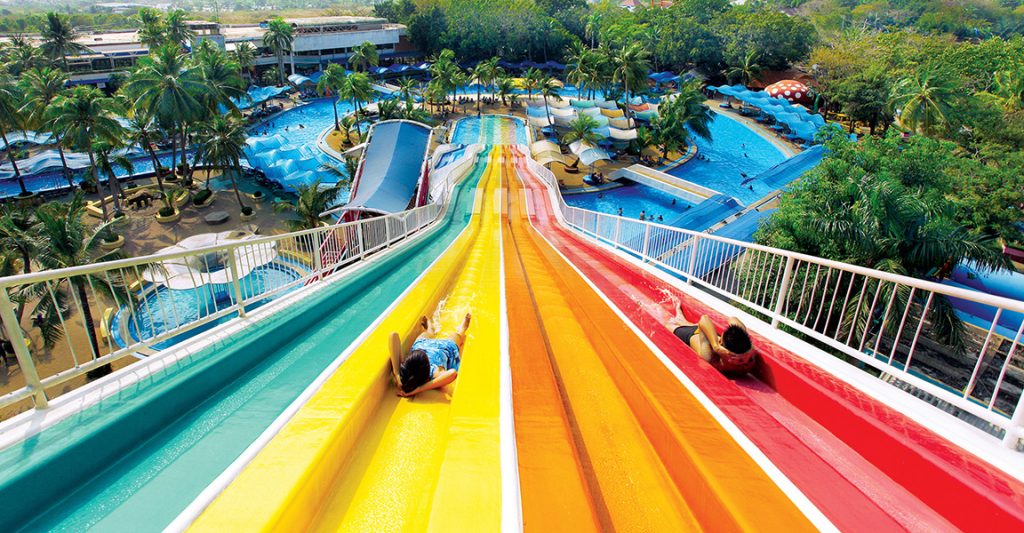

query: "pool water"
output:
113 262 303 351
667 113 787 204
565 182 694 223
248 98 355 148
451 116 527 145
0 150 191 198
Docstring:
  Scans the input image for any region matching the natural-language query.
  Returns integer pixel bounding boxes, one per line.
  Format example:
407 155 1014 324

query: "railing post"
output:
641 225 652 262
613 218 621 250
0 289 48 408
686 235 701 285
1004 390 1024 449
227 250 246 318
771 256 797 328
384 217 392 247
357 221 367 259
312 231 324 276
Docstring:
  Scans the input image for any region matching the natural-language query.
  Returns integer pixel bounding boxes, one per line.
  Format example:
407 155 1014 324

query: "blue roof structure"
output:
345 120 432 215
671 194 743 232
756 145 825 190
706 84 826 142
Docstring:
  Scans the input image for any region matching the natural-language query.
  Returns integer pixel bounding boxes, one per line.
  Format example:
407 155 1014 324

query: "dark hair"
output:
721 325 752 354
399 350 431 393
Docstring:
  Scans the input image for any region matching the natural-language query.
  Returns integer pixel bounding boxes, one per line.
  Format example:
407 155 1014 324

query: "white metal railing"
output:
516 148 1024 449
0 201 442 414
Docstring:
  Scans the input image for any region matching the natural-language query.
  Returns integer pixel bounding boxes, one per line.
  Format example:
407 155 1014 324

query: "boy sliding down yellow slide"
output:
390 312 472 397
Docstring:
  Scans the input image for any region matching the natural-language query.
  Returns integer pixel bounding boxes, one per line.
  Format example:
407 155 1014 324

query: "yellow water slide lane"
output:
504 154 816 531
190 147 505 532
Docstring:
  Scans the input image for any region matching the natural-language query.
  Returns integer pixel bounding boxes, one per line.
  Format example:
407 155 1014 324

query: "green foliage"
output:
274 178 343 231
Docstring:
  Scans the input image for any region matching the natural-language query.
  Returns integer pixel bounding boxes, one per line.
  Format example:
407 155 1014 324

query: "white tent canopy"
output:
569 140 611 166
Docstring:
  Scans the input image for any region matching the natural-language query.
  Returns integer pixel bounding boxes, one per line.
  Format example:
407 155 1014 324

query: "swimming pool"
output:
0 150 190 198
666 113 787 204
451 116 527 145
564 182 695 223
113 262 304 351
249 98 355 147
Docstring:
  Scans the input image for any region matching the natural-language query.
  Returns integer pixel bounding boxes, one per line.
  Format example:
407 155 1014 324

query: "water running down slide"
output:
511 149 1024 529
191 147 505 531
502 150 815 531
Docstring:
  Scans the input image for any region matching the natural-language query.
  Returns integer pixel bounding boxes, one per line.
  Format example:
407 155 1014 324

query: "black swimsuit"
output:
673 325 700 344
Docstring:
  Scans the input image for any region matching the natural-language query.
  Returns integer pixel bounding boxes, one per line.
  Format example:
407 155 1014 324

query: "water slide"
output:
0 151 487 532
190 146 506 531
501 149 816 530
509 148 1024 529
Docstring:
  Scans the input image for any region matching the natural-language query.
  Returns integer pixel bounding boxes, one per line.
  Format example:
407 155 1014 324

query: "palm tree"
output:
20 67 73 187
725 50 762 87
429 49 461 113
470 57 501 114
32 193 124 377
125 44 205 180
396 77 419 106
39 12 89 71
890 69 959 136
612 43 651 127
48 86 126 221
565 42 591 99
136 7 165 50
337 72 375 140
317 63 347 131
234 42 257 85
1 34 44 76
91 140 134 217
652 82 713 160
123 108 168 200
524 67 543 101
631 126 655 155
274 178 343 231
193 45 247 115
164 10 195 50
349 41 380 73
979 70 1024 115
197 116 249 213
263 17 294 86
539 75 563 130
496 76 515 107
0 75 29 196
561 114 602 169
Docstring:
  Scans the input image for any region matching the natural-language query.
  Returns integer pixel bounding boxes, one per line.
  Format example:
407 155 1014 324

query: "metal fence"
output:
0 202 442 414
521 153 1024 449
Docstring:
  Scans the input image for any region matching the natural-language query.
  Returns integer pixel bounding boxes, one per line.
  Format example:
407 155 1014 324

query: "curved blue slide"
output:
0 152 489 532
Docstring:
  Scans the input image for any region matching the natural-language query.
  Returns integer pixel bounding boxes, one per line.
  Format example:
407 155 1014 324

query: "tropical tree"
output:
651 83 713 160
48 86 126 220
0 205 38 278
164 10 195 50
39 12 89 71
611 43 651 126
979 69 1024 115
429 50 461 113
31 193 124 376
470 57 501 114
496 76 515 107
396 77 419 106
565 41 592 99
91 140 134 217
725 50 762 87
337 72 375 140
631 126 655 155
890 69 959 136
234 42 257 85
274 178 343 231
125 44 204 179
19 67 70 186
123 107 168 201
539 75 563 130
0 75 29 196
349 41 380 73
317 63 347 131
136 7 166 50
561 114 602 169
263 17 294 86
193 45 246 115
524 67 543 101
1 35 44 76
197 116 249 213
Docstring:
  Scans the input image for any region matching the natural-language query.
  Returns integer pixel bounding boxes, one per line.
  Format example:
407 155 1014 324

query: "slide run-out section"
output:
191 147 505 531
0 148 485 532
502 149 815 531
511 148 1024 530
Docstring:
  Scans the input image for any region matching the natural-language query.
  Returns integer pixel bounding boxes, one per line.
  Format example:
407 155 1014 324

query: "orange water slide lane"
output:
190 147 504 532
502 150 815 531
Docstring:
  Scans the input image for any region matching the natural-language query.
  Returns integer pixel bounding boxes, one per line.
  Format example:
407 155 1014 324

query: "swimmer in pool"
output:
666 303 756 376
390 312 472 397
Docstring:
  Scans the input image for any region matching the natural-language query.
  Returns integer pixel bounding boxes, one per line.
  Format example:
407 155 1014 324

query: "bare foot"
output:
460 312 472 333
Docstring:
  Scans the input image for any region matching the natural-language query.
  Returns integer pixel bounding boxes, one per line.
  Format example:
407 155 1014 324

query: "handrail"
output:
0 184 448 414
517 149 1024 449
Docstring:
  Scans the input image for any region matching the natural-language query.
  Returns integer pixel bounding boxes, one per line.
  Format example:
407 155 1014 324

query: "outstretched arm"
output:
389 332 403 388
398 369 458 397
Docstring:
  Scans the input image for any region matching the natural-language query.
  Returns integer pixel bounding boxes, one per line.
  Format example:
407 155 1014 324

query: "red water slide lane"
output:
511 151 1024 531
